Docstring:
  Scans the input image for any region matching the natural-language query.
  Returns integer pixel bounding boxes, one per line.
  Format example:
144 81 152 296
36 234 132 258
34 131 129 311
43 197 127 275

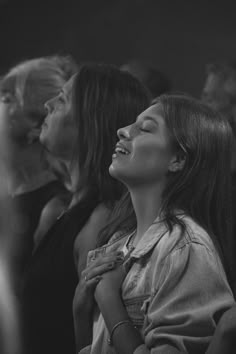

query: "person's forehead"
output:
138 103 163 120
0 75 16 94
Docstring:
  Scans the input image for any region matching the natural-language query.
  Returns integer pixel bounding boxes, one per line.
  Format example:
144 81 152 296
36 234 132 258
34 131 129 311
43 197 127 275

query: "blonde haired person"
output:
0 55 77 293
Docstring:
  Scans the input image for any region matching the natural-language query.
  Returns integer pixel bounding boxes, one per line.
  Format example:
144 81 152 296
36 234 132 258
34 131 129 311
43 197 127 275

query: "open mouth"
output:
115 146 130 155
112 142 130 159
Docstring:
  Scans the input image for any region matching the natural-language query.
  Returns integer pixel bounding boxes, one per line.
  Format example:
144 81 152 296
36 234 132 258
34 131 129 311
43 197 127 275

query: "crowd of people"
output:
0 55 235 354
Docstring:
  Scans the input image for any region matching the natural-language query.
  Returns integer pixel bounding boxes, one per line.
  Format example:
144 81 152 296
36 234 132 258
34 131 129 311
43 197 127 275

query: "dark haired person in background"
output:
201 61 236 354
201 61 236 172
121 59 171 100
21 63 149 354
74 95 235 354
201 61 236 290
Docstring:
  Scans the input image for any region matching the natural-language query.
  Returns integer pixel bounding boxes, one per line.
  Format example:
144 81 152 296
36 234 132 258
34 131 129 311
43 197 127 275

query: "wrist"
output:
73 300 94 320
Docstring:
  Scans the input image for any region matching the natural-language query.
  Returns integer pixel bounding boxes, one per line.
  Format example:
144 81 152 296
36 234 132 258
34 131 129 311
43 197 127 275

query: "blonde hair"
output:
1 55 78 126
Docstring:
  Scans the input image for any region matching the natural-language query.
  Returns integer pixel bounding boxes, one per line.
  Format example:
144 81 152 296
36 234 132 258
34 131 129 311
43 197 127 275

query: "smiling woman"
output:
77 94 235 354
110 104 178 187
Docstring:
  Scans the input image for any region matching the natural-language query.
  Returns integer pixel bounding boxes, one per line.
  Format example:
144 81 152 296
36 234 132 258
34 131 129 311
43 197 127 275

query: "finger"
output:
87 252 124 270
94 251 124 265
85 275 102 290
84 261 118 280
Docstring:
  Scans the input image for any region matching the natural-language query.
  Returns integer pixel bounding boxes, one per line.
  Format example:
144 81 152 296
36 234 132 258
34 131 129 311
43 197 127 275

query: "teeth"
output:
115 147 129 155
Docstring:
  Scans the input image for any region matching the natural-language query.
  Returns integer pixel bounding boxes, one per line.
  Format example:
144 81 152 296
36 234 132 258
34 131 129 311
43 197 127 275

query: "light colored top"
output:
80 214 235 354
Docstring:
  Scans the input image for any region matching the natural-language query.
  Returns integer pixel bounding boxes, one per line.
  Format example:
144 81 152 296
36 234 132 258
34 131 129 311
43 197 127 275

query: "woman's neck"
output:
129 181 165 245
63 160 89 208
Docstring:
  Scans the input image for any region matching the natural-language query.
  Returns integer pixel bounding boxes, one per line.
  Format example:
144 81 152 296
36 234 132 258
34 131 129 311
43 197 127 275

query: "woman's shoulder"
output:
171 213 216 252
74 203 111 248
86 203 111 224
151 213 217 266
73 203 112 274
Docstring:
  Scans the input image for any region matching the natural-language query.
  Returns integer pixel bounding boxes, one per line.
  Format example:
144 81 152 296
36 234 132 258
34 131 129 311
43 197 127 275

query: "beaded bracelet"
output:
108 320 133 346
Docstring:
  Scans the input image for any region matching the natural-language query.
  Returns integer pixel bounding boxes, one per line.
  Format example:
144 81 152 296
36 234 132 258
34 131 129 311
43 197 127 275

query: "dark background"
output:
0 0 236 96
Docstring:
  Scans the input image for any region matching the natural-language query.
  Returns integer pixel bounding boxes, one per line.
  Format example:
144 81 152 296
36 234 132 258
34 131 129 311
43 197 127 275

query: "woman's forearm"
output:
73 309 93 353
97 290 144 354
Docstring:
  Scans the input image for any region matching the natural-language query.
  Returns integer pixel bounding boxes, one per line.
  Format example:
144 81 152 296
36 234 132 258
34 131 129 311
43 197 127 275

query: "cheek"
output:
110 142 172 186
134 142 171 169
47 125 76 159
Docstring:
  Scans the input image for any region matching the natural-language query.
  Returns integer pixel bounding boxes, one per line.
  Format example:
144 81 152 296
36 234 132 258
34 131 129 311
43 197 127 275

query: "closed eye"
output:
139 127 150 132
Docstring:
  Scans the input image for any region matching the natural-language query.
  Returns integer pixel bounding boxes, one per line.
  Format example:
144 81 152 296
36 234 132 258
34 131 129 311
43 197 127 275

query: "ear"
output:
168 150 186 173
27 127 41 144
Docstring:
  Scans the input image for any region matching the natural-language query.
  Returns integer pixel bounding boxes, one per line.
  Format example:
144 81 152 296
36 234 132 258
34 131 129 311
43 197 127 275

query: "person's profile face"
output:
40 75 77 160
0 81 33 143
109 104 175 187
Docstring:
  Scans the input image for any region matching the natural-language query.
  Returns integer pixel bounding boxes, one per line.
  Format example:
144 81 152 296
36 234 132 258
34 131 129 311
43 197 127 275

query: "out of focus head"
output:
0 55 77 144
201 62 236 131
40 74 76 160
41 63 150 202
120 60 171 99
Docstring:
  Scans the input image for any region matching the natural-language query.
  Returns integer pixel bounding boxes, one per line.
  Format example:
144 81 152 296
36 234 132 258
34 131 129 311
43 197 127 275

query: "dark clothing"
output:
9 180 66 292
21 197 99 354
231 173 236 292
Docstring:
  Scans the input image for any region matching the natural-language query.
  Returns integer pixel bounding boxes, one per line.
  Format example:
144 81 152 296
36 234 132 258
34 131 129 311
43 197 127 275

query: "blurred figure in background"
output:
0 98 20 353
201 61 236 291
0 55 77 293
201 61 236 172
120 59 172 100
202 61 236 354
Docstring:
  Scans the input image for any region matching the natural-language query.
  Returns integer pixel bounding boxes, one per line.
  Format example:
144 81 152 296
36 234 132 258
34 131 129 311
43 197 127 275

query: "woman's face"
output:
0 88 32 143
109 104 176 187
40 75 77 159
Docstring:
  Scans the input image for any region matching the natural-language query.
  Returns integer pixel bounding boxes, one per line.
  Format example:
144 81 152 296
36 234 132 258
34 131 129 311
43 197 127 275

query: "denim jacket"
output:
80 214 235 354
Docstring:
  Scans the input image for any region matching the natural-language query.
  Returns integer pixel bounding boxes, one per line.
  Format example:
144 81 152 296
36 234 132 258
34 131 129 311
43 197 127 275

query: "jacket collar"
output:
130 215 168 259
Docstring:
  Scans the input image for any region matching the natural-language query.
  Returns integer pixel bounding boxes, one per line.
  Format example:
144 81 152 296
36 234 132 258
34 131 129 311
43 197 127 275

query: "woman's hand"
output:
94 257 132 306
73 251 124 315
72 250 124 352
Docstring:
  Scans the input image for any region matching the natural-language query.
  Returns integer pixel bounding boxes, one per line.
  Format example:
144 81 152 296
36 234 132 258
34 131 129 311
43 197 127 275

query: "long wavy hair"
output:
70 63 150 206
99 94 233 280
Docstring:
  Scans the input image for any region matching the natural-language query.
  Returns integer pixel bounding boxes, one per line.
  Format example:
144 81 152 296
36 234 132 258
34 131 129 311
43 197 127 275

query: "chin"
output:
39 128 47 143
109 163 127 184
109 163 117 177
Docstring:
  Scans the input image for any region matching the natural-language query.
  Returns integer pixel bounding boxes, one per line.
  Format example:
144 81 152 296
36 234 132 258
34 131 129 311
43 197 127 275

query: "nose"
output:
117 125 131 140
